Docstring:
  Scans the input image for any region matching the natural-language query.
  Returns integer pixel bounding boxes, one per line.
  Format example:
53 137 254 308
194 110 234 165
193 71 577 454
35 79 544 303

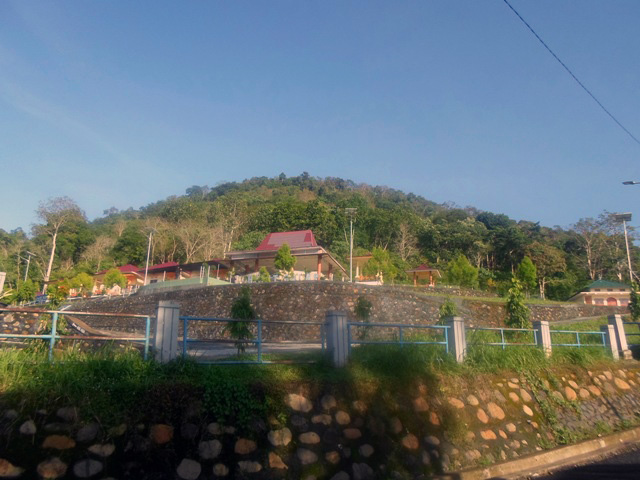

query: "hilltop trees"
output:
2 174 638 302
34 197 86 291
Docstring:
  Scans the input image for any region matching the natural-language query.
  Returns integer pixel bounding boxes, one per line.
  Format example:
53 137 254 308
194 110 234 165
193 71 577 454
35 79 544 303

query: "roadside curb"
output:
439 426 640 480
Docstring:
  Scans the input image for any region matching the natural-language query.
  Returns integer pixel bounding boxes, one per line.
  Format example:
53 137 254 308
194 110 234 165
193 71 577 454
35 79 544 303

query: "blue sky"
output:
1 1 639 232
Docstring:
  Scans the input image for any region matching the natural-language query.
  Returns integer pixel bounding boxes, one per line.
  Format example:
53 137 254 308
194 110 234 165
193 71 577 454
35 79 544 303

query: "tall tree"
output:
526 242 566 299
516 256 537 297
34 197 86 291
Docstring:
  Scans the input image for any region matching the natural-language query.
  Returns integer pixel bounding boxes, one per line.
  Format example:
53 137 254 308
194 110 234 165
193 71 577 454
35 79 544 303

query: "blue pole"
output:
182 317 188 357
48 312 58 363
445 327 449 354
257 318 262 363
321 324 325 351
399 326 404 348
144 316 151 361
500 329 505 350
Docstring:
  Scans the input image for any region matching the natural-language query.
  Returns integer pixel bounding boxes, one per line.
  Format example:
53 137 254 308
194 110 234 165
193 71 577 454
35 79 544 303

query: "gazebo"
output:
406 264 441 287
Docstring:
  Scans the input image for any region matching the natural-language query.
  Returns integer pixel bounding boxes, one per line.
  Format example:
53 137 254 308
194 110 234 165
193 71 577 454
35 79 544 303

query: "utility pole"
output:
23 251 36 282
345 208 357 282
612 213 633 284
144 230 153 285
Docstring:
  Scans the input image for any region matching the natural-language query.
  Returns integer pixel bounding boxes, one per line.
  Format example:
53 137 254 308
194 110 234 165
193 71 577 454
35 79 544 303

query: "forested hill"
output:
1 173 636 301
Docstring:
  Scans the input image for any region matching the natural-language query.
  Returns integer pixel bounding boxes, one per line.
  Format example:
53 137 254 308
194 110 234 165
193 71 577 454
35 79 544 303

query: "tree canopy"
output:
1 174 637 301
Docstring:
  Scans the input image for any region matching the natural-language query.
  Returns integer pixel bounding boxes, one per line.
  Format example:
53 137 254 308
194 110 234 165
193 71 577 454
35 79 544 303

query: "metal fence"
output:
466 326 538 350
623 322 640 346
0 307 152 361
179 316 326 364
347 322 449 353
550 329 606 348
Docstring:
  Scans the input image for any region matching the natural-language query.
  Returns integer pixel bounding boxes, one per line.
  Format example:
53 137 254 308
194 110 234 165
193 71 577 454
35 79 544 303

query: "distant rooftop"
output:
256 230 318 251
586 279 630 289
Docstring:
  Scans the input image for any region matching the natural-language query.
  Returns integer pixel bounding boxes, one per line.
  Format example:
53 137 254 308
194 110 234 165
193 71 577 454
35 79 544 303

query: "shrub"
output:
445 254 478 288
438 297 457 324
258 267 270 283
226 286 255 354
505 277 531 328
630 282 640 321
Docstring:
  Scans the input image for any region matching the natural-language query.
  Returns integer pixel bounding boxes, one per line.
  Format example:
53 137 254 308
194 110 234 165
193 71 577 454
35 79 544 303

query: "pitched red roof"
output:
406 264 440 273
138 261 179 273
96 264 140 275
256 230 318 251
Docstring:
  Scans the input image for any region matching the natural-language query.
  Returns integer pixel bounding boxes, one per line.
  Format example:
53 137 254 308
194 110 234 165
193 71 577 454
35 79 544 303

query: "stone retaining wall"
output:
61 283 627 340
1 363 639 479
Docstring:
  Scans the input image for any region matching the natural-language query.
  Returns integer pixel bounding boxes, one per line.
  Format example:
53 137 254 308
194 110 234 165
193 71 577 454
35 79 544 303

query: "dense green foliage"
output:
227 286 255 354
445 254 478 288
273 243 296 272
104 268 127 289
516 256 537 297
505 278 531 328
438 298 458 324
1 173 637 301
258 266 271 283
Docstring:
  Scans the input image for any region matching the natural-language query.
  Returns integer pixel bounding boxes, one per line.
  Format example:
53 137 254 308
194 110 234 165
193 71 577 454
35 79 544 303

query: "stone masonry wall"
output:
1 363 639 479
60 283 628 341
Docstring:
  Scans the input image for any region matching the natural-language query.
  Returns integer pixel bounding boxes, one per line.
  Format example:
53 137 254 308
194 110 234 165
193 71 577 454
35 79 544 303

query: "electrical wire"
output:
502 0 640 147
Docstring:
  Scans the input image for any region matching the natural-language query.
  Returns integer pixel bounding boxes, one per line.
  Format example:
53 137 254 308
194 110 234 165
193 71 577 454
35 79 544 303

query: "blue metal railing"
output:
550 330 606 348
347 322 449 353
623 322 640 346
466 326 537 350
179 316 326 364
0 308 152 361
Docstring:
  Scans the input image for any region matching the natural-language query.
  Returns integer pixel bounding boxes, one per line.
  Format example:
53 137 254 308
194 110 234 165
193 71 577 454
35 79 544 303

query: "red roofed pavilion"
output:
405 264 441 287
225 230 345 280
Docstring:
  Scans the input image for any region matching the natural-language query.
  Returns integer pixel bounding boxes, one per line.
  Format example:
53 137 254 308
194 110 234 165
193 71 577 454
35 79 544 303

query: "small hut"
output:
406 264 441 287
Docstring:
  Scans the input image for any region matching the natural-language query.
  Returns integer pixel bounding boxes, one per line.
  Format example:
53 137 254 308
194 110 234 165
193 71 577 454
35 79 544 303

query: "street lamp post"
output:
612 213 633 284
144 231 153 286
345 208 357 282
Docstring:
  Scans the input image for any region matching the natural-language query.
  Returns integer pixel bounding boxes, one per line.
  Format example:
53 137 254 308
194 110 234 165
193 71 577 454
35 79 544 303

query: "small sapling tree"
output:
104 268 127 291
505 277 531 329
438 297 457 325
258 266 271 283
516 256 537 297
354 296 373 340
226 286 255 354
274 243 296 275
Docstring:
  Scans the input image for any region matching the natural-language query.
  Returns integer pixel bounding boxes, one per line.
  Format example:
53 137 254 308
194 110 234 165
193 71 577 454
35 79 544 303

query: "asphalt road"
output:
527 444 640 479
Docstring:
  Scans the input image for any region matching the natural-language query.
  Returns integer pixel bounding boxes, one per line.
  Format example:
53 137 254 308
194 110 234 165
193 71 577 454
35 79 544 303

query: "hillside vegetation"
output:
1 173 636 301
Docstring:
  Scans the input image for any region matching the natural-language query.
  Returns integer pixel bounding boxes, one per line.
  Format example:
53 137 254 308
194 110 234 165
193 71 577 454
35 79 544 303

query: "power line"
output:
502 0 640 147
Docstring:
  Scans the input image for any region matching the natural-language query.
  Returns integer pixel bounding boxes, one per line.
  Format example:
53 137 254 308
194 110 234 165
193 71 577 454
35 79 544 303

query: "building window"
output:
595 289 601 291
607 289 613 292
595 299 604 305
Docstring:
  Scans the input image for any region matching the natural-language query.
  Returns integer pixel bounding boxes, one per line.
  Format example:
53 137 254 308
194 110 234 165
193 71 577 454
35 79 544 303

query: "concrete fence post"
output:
608 314 632 360
155 301 180 363
325 310 349 367
533 320 552 358
444 316 466 363
600 324 620 360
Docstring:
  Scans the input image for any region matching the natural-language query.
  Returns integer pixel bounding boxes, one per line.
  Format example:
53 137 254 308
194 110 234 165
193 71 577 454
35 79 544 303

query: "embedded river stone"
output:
198 440 222 460
448 397 464 409
0 459 24 478
269 452 287 470
299 432 320 444
150 424 173 444
36 457 66 479
476 408 489 424
268 428 292 447
285 394 313 413
72 459 103 478
235 438 257 455
238 461 262 474
88 443 115 457
487 402 505 420
401 433 419 450
297 448 318 465
335 411 351 425
43 435 76 450
176 459 201 480
19 420 36 435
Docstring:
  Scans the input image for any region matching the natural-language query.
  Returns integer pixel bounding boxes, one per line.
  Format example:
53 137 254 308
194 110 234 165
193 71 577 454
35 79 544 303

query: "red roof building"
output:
225 230 345 280
405 264 441 287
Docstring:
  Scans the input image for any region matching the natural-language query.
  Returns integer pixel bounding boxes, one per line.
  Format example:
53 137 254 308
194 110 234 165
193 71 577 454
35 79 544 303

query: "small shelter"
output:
568 279 631 306
406 264 441 287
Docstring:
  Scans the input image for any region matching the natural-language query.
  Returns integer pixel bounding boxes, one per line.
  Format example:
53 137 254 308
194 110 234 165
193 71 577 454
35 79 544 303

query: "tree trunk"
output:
539 277 546 300
43 231 58 292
